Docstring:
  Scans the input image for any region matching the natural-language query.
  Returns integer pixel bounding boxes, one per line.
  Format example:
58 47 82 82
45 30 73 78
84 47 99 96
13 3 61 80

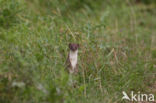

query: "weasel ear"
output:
77 44 80 48
69 43 71 48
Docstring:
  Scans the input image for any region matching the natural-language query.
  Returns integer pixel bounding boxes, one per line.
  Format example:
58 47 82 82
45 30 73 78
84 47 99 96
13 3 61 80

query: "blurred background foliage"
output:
0 0 156 103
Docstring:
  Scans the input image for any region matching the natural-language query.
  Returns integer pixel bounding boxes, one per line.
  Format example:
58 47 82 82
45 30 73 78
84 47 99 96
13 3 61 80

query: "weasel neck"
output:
69 50 78 56
69 50 78 69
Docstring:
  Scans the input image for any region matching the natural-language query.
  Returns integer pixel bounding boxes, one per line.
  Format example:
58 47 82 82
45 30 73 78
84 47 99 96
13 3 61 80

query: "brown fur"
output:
65 43 79 74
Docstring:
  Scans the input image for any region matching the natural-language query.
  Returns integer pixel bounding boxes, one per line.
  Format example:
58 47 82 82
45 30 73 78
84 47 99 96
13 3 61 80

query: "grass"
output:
0 0 156 103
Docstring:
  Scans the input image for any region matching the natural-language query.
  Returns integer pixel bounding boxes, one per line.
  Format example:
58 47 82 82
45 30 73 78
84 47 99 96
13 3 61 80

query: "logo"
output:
122 91 155 102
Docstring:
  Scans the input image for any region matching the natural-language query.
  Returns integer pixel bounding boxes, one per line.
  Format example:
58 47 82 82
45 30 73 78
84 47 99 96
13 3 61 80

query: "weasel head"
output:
69 43 79 51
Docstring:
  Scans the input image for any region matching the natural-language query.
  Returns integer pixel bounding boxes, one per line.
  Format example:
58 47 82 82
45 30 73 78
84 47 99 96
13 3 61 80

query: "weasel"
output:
66 43 79 74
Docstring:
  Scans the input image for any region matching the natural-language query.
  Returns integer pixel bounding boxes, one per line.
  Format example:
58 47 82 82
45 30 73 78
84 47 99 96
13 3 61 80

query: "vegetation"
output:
0 0 155 103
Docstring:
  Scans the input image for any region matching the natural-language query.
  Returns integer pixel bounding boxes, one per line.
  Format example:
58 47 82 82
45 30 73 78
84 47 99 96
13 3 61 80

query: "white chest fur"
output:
69 50 78 69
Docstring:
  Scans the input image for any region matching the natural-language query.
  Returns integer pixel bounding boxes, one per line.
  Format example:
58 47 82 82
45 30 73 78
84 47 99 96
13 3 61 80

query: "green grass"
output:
0 0 156 103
